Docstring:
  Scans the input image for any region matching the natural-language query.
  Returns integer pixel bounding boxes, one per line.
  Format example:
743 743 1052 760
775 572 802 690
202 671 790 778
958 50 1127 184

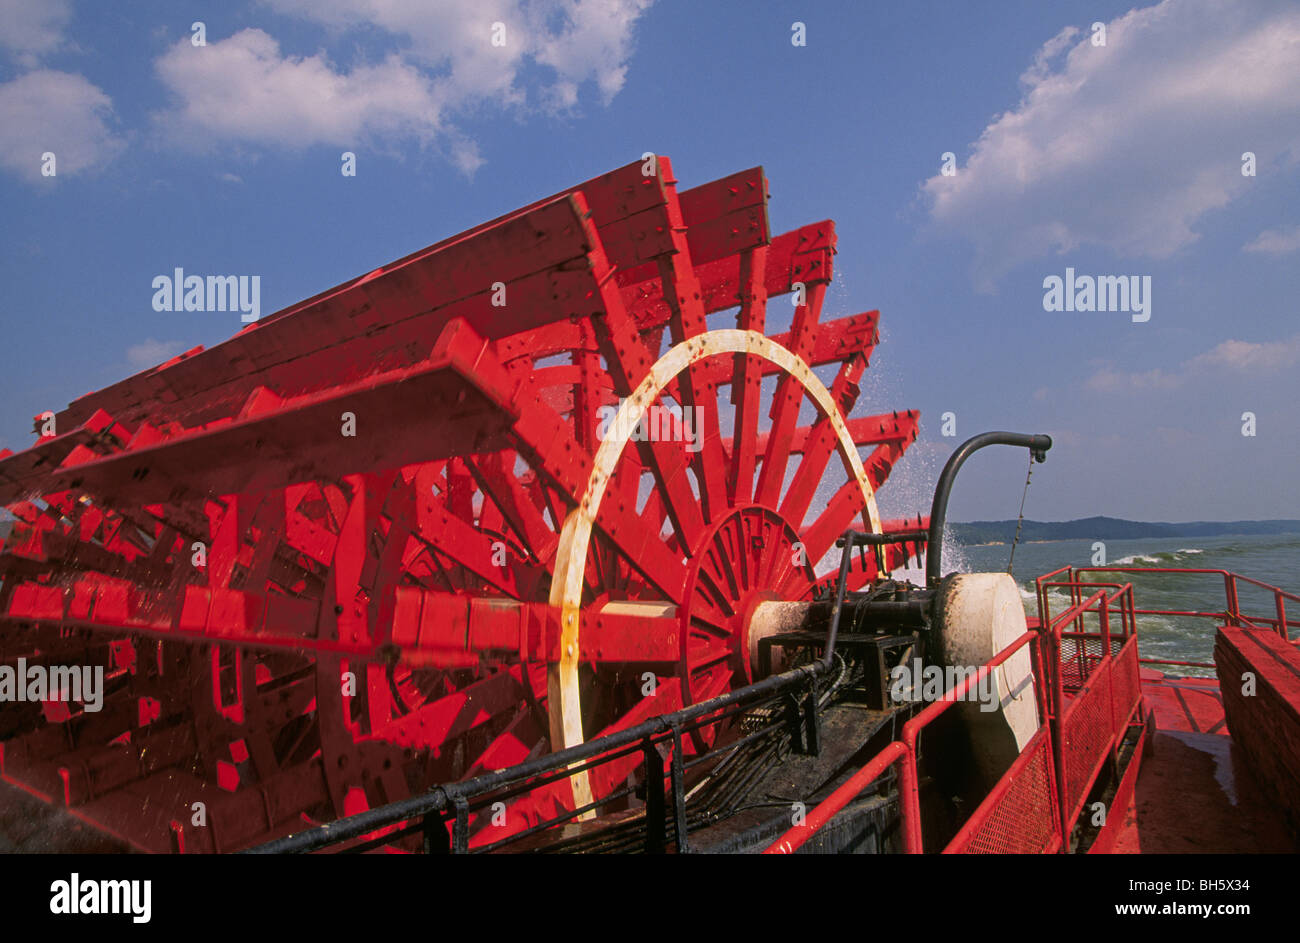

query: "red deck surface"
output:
1138 669 1226 735
1109 668 1294 852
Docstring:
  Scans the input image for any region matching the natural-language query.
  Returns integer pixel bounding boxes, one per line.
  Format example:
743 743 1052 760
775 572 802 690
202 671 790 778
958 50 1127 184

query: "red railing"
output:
944 725 1061 853
1038 565 1299 670
765 578 1144 854
765 565 1299 854
1022 582 1141 849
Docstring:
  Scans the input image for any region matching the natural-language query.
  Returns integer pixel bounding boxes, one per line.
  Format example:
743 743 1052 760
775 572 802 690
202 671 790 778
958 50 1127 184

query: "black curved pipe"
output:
926 431 1052 587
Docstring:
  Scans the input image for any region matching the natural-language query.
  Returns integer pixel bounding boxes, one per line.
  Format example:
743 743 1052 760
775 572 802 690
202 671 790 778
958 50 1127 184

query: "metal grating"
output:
1060 635 1108 693
1061 662 1115 818
950 729 1059 854
1109 638 1141 733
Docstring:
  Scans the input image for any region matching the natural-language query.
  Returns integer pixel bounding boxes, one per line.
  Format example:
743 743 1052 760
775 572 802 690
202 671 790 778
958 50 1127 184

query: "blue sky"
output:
1 0 1297 523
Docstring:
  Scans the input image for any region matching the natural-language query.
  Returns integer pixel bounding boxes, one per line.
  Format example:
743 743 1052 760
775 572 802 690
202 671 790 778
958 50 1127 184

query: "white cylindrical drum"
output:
933 572 1039 789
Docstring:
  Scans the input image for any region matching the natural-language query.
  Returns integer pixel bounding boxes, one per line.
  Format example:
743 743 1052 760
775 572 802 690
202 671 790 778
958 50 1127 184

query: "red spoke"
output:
656 175 731 521
754 282 825 507
465 451 559 566
372 669 525 751
730 245 768 505
779 357 868 526
579 198 706 549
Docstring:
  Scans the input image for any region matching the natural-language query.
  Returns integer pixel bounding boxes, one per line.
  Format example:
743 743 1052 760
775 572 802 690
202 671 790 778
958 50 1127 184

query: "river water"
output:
917 532 1300 676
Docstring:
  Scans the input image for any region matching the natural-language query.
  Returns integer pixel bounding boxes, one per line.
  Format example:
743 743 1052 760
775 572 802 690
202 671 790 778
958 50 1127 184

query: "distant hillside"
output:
951 516 1300 544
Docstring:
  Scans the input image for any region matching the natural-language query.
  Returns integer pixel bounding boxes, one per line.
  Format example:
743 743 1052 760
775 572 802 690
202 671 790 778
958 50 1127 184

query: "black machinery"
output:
250 432 1051 854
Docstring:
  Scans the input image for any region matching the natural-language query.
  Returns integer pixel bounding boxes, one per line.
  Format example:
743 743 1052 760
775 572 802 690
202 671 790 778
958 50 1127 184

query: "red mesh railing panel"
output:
1061 660 1115 819
946 727 1060 854
1058 639 1084 691
1109 637 1141 734
1059 635 1107 692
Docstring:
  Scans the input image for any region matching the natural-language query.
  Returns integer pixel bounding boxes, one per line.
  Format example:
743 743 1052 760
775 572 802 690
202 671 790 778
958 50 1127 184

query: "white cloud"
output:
1084 366 1181 394
0 3 125 183
530 0 652 106
448 138 484 176
262 0 650 106
1243 224 1300 255
0 70 125 182
1186 335 1300 372
155 1 653 168
1018 25 1079 87
1086 333 1300 392
0 0 72 67
922 0 1300 289
125 338 187 370
155 30 446 151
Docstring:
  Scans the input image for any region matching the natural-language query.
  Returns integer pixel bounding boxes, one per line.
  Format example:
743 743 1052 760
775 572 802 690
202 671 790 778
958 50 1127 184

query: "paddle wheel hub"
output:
678 505 811 690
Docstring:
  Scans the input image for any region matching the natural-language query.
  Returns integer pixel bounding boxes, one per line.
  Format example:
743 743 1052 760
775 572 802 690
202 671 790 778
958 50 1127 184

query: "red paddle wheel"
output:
0 156 921 851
